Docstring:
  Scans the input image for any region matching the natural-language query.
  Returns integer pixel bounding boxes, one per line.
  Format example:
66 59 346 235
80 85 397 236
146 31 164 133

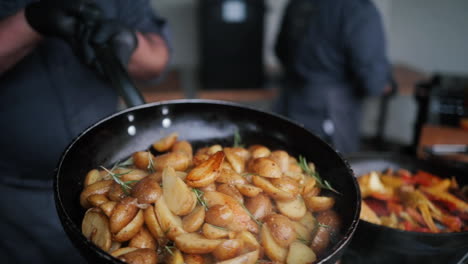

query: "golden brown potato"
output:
154 196 186 240
203 191 259 233
301 177 318 196
286 241 316 264
87 194 109 208
311 210 341 256
143 205 166 246
264 214 297 248
234 184 263 197
260 224 288 262
152 132 178 152
205 204 233 228
248 158 282 179
132 151 155 170
212 239 243 261
100 201 117 217
114 209 145 242
183 254 205 264
131 175 162 204
217 184 244 204
276 195 307 220
80 180 113 208
166 249 184 264
224 147 246 174
235 231 260 253
114 168 149 182
82 208 112 251
269 150 290 173
117 248 158 264
292 221 312 243
163 167 197 216
108 181 128 202
111 247 138 257
129 226 157 250
202 223 233 239
84 169 103 186
298 212 317 233
207 144 223 155
186 151 225 187
172 140 193 160
110 197 139 233
182 205 206 233
248 145 271 159
251 176 295 201
245 194 272 220
174 233 223 254
216 250 259 264
216 167 247 185
270 177 300 197
304 195 335 212
154 152 191 172
199 182 217 192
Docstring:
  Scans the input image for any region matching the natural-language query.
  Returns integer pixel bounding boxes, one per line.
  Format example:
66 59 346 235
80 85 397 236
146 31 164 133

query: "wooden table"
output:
417 124 468 163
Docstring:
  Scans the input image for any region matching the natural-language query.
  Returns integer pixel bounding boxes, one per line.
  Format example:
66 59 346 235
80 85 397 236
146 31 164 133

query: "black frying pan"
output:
53 45 361 263
342 152 468 264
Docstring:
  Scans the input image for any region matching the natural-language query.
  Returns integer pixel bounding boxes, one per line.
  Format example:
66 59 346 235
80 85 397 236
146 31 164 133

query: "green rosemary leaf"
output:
318 222 331 229
239 202 263 227
164 245 175 256
209 224 228 231
233 130 244 148
118 157 134 167
192 188 208 210
297 155 340 194
297 236 311 245
100 166 134 195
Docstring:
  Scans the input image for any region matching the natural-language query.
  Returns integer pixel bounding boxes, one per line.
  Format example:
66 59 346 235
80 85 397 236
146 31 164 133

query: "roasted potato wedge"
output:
114 209 145 242
234 184 263 197
252 176 295 201
248 158 282 178
154 196 186 240
286 241 316 264
224 147 246 174
117 248 158 264
249 145 271 159
276 195 307 220
80 180 113 208
217 250 259 264
202 223 233 239
82 208 112 251
163 167 197 215
110 197 139 233
186 151 225 187
235 231 260 253
131 175 162 204
216 167 247 185
269 150 290 173
182 205 206 232
154 152 191 172
166 249 184 264
212 239 244 261
264 214 297 248
143 205 166 245
217 184 244 204
304 195 335 212
129 226 157 250
84 169 103 186
152 132 178 152
261 224 288 262
245 193 272 220
172 140 193 160
174 233 223 254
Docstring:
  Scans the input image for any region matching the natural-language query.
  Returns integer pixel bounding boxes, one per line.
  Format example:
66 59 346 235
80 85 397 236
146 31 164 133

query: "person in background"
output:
274 0 393 154
0 0 170 263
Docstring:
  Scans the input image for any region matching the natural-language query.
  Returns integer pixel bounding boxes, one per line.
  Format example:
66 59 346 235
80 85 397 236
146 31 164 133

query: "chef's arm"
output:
0 10 41 75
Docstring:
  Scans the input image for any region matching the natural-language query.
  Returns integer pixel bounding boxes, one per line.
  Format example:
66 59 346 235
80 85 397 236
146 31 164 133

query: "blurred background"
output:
141 0 468 159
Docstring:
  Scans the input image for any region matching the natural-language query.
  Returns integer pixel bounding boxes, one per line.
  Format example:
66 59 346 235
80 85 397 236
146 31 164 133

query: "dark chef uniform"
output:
0 1 169 263
274 0 391 154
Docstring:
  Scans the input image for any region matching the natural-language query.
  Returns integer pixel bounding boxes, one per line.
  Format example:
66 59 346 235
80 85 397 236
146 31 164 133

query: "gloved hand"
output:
75 19 138 69
24 0 100 41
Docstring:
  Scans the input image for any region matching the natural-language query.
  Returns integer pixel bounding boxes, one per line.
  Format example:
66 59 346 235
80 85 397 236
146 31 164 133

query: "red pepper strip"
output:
398 169 414 184
387 201 403 214
412 170 441 187
403 220 414 231
436 214 462 232
421 187 468 213
365 198 389 216
406 207 426 226
370 192 396 201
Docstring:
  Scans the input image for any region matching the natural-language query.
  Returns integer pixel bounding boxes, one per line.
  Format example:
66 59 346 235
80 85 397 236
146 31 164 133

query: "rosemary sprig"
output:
297 236 311 245
100 166 134 195
318 222 331 229
147 150 155 173
209 224 228 231
233 130 244 148
298 155 340 194
192 188 208 210
240 202 263 227
118 157 134 167
164 245 175 256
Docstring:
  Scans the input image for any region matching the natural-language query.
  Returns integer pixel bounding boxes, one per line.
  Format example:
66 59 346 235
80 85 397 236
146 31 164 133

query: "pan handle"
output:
94 44 146 107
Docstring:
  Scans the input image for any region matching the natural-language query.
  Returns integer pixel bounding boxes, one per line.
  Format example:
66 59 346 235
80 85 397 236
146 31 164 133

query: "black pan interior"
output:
55 99 360 264
343 152 468 264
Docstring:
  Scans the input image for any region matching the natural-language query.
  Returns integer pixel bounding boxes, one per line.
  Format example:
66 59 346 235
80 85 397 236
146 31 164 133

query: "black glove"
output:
24 0 100 41
75 19 138 68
